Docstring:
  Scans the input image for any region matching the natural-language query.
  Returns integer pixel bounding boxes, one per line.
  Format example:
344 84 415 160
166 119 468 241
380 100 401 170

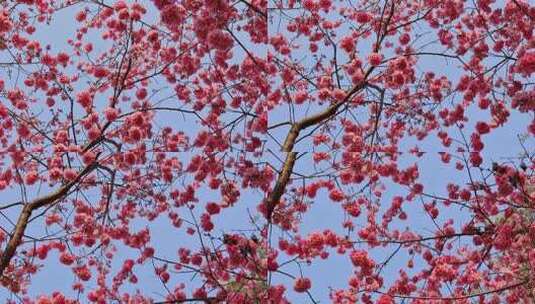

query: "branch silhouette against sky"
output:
0 0 533 303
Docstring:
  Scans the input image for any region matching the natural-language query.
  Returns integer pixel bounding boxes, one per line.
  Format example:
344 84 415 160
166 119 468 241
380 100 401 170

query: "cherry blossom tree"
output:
0 0 533 303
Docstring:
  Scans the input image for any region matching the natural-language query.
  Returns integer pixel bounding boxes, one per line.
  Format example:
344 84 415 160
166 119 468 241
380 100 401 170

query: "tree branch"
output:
0 161 99 277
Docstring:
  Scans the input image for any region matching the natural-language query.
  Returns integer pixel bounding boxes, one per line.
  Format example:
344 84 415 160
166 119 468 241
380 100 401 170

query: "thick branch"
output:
265 152 297 221
0 162 98 277
265 81 369 221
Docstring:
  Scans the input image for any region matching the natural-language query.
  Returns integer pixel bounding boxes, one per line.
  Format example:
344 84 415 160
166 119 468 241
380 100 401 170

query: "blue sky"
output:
0 0 533 303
